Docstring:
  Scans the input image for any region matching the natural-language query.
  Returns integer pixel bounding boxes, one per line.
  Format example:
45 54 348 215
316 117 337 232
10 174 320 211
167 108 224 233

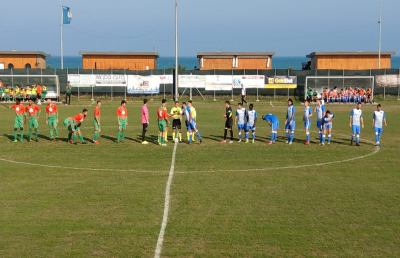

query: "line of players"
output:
8 98 203 146
8 97 387 146
222 98 387 147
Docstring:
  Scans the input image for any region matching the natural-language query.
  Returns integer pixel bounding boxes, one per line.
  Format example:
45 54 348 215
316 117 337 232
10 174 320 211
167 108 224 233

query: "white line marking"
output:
176 132 380 174
0 132 379 175
154 142 178 258
176 146 380 174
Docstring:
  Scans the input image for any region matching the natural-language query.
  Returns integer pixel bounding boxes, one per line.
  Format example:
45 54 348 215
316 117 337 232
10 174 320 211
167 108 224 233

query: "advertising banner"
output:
68 74 128 87
376 75 400 87
265 76 297 89
67 74 96 87
127 75 160 94
156 75 173 85
232 75 265 89
205 75 233 91
94 74 127 87
179 75 206 88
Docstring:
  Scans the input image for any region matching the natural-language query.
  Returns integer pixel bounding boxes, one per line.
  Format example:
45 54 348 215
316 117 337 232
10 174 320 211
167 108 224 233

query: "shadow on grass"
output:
38 134 53 141
3 133 16 142
101 134 118 143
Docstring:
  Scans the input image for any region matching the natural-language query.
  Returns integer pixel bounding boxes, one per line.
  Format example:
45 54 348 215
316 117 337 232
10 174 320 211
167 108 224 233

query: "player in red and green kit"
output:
116 100 128 143
45 98 59 140
63 109 88 144
92 100 101 144
157 99 169 146
10 99 26 143
26 98 41 142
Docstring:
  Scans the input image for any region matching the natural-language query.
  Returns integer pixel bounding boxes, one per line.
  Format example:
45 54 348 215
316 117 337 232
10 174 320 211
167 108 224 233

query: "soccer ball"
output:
174 138 179 143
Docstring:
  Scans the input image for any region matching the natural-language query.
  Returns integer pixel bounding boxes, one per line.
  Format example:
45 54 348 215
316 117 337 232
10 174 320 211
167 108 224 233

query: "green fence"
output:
0 68 399 101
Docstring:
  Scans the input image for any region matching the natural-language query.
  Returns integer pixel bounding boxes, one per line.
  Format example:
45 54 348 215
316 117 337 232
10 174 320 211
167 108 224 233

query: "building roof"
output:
80 51 159 57
197 52 275 58
0 51 48 57
307 51 396 58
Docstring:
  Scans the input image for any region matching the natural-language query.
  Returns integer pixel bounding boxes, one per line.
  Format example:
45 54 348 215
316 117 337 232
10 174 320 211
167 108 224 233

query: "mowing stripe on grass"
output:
154 142 178 258
0 157 167 174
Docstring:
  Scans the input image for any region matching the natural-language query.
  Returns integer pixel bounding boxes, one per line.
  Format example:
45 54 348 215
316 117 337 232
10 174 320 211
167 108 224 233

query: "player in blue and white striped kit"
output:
321 110 334 145
285 99 296 145
245 104 257 143
372 104 387 146
263 113 279 144
303 100 313 145
349 102 364 146
314 99 325 144
183 101 203 144
235 103 247 142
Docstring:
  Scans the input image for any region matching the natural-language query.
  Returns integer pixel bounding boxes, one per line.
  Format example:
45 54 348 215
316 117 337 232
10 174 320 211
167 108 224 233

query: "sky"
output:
0 0 399 57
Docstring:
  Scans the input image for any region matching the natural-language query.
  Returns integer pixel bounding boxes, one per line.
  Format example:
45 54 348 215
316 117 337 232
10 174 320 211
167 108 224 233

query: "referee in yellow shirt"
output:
170 101 183 143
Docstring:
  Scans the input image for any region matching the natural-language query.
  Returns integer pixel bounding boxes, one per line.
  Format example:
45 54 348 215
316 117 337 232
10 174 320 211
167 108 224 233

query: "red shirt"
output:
157 107 168 120
46 103 58 115
94 106 101 117
36 85 43 94
74 113 85 123
117 106 128 119
26 104 40 116
11 104 25 115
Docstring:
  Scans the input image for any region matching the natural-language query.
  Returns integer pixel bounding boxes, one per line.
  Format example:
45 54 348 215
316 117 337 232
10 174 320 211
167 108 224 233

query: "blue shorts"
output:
187 121 197 131
271 122 279 132
246 124 255 132
352 125 361 135
304 120 311 129
374 127 383 135
285 121 295 131
317 120 323 130
238 124 246 131
324 124 332 130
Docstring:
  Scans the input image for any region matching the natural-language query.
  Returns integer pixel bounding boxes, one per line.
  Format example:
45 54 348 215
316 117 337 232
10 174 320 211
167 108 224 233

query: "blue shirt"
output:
350 108 363 126
184 106 191 121
373 110 386 128
316 104 325 120
236 108 247 125
247 110 257 126
323 113 334 126
263 114 279 125
286 105 295 122
303 106 312 122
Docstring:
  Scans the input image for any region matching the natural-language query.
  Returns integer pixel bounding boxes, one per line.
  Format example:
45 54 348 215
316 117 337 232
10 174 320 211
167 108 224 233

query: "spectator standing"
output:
65 81 72 105
241 84 247 105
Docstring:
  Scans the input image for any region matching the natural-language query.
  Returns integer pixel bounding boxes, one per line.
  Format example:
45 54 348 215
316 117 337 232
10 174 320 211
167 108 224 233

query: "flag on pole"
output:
63 6 72 24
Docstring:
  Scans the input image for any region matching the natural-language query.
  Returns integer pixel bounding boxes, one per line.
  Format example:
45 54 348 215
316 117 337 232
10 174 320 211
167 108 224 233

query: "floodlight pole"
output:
174 0 179 101
60 0 64 69
378 0 383 69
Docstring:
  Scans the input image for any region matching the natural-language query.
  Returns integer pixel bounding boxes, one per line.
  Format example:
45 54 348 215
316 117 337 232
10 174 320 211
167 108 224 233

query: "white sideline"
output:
154 142 178 258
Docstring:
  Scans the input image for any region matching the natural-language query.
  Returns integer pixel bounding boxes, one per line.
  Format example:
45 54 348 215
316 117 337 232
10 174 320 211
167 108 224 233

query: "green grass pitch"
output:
0 96 399 257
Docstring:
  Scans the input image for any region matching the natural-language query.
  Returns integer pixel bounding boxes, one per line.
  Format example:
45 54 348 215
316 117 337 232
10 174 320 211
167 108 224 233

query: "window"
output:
8 63 14 70
25 63 32 69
